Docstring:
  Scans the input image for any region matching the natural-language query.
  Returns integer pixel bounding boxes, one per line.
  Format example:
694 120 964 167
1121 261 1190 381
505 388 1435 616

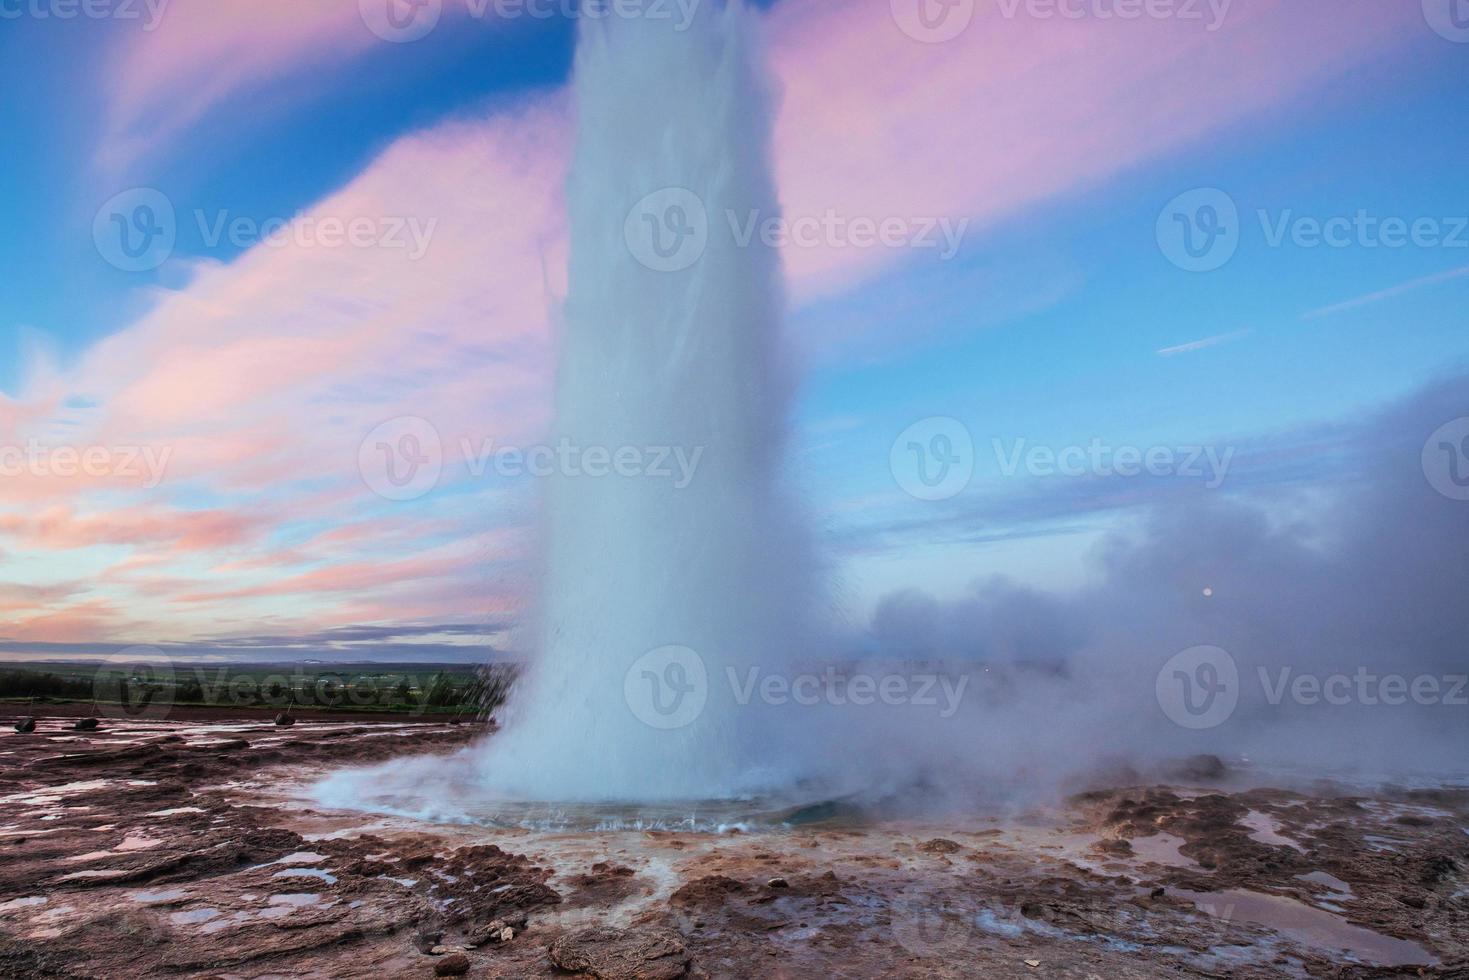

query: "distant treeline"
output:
0 669 94 701
0 663 519 715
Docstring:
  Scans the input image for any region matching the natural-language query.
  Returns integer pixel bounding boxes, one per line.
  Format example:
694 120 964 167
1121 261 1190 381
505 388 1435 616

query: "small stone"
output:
1024 959 1041 968
766 877 789 889
916 838 961 854
468 918 518 946
433 953 470 976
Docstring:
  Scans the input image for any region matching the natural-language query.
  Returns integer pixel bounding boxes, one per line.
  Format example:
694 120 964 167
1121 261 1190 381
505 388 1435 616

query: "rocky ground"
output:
1 713 1466 979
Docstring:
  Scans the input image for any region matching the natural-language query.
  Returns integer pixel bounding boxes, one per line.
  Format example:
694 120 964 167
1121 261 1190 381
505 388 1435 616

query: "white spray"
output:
463 1 819 802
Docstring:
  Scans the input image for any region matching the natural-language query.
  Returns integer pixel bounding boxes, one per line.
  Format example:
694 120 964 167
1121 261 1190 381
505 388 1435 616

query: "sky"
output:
1 0 1467 664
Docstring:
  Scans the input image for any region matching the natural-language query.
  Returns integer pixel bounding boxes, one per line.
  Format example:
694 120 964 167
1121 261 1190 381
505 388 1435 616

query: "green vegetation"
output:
0 662 519 716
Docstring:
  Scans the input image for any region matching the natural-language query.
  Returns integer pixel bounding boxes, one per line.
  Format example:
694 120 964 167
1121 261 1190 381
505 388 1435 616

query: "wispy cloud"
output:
1301 264 1469 321
1156 329 1252 357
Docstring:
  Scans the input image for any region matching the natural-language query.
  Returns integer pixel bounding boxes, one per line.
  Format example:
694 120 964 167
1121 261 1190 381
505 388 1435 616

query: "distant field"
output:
0 661 520 716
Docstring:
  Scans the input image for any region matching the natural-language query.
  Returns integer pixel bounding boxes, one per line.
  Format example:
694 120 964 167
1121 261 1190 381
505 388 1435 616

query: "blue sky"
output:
0 0 1466 660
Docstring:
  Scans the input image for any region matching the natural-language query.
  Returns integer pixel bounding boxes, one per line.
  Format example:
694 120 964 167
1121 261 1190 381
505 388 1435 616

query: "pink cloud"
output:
765 0 1424 298
11 0 1427 644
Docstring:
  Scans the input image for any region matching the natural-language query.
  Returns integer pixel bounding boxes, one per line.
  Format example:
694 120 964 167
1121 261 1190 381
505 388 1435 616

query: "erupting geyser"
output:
476 0 817 802
321 2 821 812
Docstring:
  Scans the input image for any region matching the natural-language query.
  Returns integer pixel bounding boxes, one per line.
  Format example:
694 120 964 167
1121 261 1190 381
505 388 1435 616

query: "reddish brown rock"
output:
546 926 690 980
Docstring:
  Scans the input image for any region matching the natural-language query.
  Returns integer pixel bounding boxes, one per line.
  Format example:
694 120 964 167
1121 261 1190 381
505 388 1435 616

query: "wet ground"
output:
1 714 1466 978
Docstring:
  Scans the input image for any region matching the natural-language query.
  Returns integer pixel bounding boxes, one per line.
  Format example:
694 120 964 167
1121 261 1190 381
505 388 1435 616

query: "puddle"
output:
0 780 110 804
1241 811 1303 851
273 868 338 884
268 893 322 907
1177 888 1436 965
379 875 418 888
0 896 48 912
264 851 327 866
65 850 116 863
169 907 221 925
1130 832 1197 869
129 888 189 904
1296 871 1353 897
147 807 205 817
115 833 162 852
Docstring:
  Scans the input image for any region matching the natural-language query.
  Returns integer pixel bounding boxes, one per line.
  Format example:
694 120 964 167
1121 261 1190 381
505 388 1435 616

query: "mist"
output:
844 370 1469 801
